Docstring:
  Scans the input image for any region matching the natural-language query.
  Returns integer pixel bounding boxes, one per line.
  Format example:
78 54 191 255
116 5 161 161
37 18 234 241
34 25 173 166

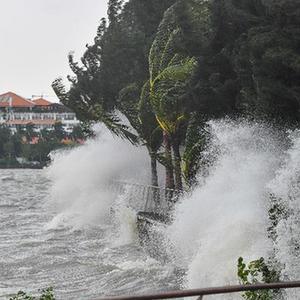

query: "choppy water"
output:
0 169 179 300
1 120 300 300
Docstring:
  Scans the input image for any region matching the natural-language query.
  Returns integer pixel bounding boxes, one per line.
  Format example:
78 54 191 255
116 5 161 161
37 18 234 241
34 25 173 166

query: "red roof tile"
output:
32 98 52 106
0 92 35 108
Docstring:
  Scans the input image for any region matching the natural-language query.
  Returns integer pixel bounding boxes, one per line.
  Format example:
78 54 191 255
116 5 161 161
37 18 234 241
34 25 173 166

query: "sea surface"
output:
2 120 300 300
0 169 179 300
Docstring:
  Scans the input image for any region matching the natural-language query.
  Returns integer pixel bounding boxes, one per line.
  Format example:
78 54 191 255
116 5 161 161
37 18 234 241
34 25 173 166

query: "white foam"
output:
46 125 148 229
268 130 300 300
168 120 283 294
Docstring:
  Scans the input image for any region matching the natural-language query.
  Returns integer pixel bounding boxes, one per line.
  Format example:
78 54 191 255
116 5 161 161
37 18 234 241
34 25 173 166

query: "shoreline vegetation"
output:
0 123 87 169
0 161 46 169
53 0 300 191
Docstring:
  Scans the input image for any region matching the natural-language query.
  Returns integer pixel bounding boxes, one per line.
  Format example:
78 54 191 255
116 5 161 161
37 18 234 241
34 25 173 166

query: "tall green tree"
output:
0 125 11 158
147 0 209 190
150 56 197 190
232 0 300 121
52 122 65 141
53 0 177 185
118 82 163 187
52 0 300 191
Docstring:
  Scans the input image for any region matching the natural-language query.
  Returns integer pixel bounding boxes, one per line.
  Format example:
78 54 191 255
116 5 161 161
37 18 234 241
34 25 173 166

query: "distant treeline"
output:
0 123 86 168
53 0 300 189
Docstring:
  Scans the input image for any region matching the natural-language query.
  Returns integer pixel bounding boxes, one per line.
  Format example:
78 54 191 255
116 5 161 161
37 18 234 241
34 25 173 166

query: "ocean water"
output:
1 120 300 299
0 169 180 300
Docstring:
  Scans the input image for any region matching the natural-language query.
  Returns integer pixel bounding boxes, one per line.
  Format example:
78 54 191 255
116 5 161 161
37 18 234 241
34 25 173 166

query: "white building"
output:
0 92 80 133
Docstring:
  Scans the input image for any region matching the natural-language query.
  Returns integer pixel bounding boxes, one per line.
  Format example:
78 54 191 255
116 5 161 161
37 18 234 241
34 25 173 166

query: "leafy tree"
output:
203 0 300 122
2 132 22 160
107 0 123 25
118 82 163 187
182 113 207 186
71 125 85 140
25 124 36 142
11 133 22 157
52 0 300 190
233 2 300 121
0 125 11 158
150 56 197 190
52 122 65 141
148 0 208 190
40 128 51 142
52 0 177 184
138 81 163 187
3 141 15 159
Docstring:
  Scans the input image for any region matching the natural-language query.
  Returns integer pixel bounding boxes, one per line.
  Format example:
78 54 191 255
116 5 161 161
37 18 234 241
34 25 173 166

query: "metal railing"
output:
109 180 179 216
96 281 300 300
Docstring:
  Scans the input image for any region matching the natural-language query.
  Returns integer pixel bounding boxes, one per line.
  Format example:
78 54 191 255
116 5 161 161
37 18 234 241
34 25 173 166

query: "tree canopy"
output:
53 0 300 189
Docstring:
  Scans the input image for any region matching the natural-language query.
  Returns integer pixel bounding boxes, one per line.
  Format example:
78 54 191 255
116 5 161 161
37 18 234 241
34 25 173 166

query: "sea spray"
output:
44 119 300 299
268 130 300 300
46 125 149 229
111 186 139 246
167 120 284 297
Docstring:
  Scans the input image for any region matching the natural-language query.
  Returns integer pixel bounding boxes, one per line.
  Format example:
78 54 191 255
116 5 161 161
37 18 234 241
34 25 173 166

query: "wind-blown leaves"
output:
182 113 207 186
52 0 300 188
53 78 138 144
139 81 163 153
91 104 138 144
150 57 197 135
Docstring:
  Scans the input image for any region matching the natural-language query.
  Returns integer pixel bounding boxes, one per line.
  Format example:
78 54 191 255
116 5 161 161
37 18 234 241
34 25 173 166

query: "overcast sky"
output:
0 0 108 101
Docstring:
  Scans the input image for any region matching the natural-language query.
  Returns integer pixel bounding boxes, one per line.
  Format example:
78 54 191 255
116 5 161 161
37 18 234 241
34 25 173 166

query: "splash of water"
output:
111 186 139 246
46 125 148 229
167 120 285 295
44 119 300 299
267 130 300 299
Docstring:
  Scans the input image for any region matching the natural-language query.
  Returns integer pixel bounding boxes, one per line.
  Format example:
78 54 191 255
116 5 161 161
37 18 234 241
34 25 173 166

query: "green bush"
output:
9 288 55 300
237 257 282 300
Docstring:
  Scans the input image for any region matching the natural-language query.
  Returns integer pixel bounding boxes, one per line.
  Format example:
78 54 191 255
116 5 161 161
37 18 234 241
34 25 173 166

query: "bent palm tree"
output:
150 56 197 190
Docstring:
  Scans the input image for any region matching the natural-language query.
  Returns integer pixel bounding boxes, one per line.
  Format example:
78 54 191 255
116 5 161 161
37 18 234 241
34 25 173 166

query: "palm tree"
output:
147 1 198 190
149 56 197 190
139 81 163 187
118 82 163 187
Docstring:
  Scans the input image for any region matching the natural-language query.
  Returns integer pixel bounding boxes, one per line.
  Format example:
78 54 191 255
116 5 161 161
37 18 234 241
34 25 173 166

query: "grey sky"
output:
0 0 108 101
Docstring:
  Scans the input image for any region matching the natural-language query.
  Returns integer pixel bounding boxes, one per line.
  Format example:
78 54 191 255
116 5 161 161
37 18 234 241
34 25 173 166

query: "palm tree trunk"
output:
149 151 160 205
172 140 183 191
163 131 174 190
150 152 158 187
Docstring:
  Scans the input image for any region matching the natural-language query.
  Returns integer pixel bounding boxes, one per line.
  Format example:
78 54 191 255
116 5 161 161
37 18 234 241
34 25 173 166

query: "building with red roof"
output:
0 91 79 133
0 92 35 108
31 98 52 106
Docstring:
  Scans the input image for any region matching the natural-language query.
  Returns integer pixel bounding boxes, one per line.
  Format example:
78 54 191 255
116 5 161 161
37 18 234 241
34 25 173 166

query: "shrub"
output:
237 257 282 300
9 288 55 300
